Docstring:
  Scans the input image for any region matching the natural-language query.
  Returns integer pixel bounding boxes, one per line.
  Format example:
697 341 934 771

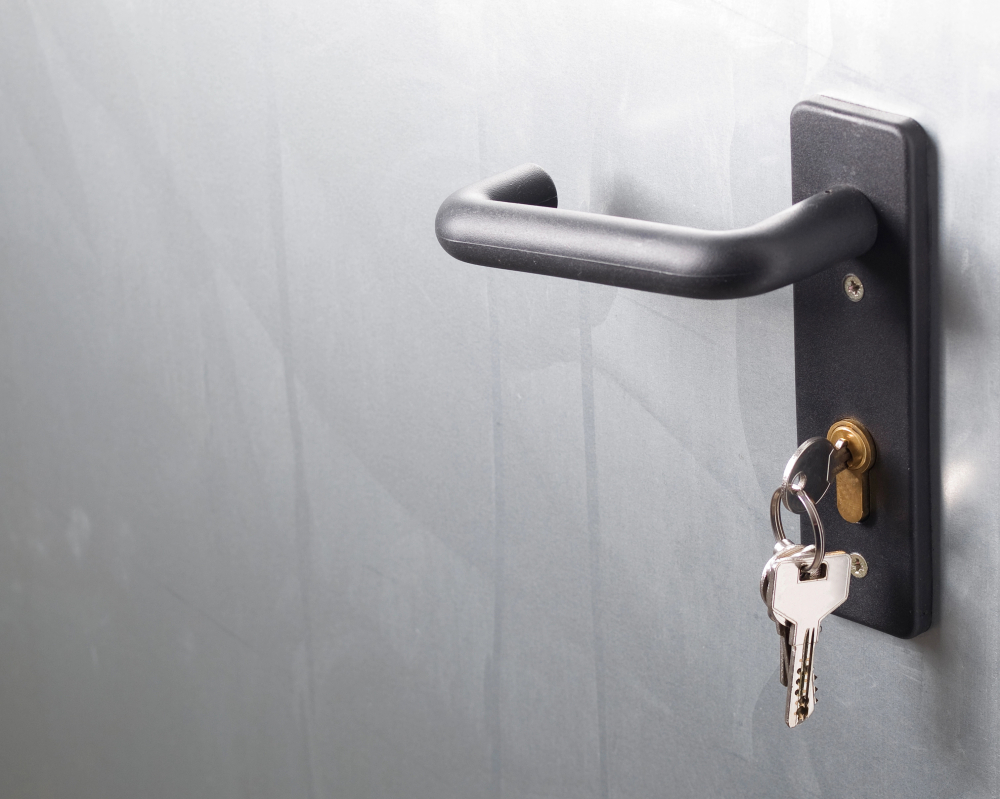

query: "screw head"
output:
849 552 868 579
843 273 865 302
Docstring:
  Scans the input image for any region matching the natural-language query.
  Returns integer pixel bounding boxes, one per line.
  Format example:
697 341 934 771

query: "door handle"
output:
434 96 933 637
435 162 877 299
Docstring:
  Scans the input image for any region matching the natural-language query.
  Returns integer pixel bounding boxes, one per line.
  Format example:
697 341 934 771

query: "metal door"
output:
0 2 995 797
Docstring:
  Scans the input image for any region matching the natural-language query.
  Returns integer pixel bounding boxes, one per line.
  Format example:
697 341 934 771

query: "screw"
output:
844 273 865 302
849 553 868 579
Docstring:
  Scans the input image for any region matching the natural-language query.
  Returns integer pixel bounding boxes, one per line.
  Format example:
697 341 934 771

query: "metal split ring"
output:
770 486 794 548
770 477 826 577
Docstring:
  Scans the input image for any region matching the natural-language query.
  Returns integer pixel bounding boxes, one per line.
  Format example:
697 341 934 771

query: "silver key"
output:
768 551 851 727
760 541 812 687
762 543 822 686
762 481 838 707
761 485 815 687
781 437 851 515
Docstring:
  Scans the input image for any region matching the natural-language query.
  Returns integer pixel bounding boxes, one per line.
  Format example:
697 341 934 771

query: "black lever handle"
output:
435 163 878 299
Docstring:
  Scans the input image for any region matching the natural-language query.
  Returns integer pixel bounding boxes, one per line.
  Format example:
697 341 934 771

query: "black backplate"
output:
790 96 931 638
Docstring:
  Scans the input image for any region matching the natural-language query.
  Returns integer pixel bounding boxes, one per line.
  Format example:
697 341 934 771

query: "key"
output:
781 437 851 515
760 542 810 687
768 551 851 727
762 487 812 686
762 545 818 689
769 552 849 725
761 483 835 698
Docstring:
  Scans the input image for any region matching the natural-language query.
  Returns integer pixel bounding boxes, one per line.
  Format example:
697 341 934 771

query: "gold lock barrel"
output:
826 419 876 523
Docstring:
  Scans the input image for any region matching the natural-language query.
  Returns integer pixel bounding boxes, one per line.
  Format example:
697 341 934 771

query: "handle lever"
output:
435 163 877 299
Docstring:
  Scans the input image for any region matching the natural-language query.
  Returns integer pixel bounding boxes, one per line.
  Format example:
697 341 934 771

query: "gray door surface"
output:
0 2 996 797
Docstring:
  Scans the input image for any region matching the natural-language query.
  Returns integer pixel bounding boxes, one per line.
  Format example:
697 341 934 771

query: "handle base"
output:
792 96 932 638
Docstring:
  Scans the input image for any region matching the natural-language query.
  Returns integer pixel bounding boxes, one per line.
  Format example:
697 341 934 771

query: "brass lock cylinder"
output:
826 419 876 523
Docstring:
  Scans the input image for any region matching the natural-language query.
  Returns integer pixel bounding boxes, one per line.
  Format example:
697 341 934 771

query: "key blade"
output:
777 622 791 687
785 631 818 727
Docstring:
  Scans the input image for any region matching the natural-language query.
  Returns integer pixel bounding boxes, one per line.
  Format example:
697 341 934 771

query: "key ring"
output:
770 486 794 548
770 478 826 577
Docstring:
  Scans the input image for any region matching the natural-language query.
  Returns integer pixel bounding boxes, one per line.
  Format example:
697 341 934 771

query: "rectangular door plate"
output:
791 96 931 638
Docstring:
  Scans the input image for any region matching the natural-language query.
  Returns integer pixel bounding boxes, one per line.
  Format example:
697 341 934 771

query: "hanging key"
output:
761 542 805 689
769 551 851 726
761 484 821 691
764 483 850 727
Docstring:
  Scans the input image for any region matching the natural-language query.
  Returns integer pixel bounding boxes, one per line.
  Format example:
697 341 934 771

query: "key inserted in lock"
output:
780 419 876 524
826 419 876 523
